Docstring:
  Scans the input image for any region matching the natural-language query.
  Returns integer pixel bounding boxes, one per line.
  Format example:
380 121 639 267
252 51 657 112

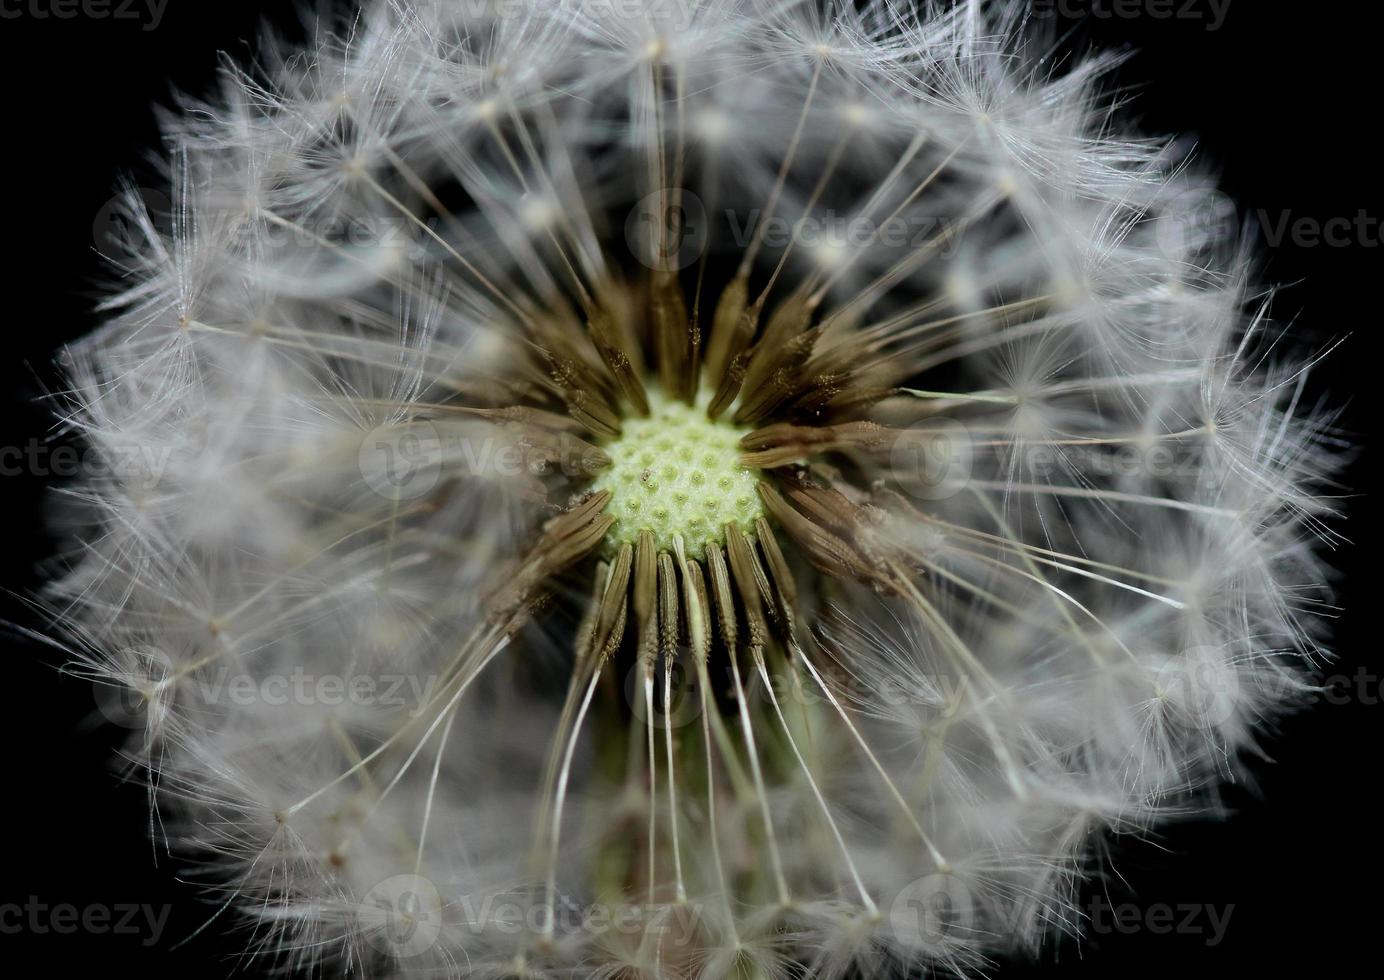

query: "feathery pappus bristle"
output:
49 1 1341 977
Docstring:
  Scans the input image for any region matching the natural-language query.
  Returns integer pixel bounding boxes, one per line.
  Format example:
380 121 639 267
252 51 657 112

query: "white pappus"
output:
50 1 1341 978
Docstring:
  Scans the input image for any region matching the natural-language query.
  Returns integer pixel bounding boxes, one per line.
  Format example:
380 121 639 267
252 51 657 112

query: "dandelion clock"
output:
50 1 1341 977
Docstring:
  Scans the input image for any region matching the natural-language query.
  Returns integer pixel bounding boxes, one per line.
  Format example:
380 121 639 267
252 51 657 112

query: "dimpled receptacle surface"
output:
591 390 764 559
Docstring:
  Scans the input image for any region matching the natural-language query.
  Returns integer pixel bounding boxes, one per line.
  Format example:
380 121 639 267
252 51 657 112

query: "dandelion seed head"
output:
48 1 1340 977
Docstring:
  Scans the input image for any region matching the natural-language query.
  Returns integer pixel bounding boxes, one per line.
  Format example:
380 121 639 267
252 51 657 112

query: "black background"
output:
0 1 1376 976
